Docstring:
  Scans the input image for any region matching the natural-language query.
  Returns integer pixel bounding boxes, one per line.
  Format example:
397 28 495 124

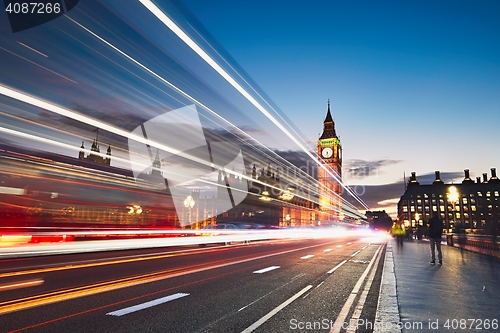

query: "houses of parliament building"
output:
398 169 500 234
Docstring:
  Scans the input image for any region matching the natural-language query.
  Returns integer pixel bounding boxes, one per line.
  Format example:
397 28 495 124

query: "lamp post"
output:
183 195 195 228
447 186 459 232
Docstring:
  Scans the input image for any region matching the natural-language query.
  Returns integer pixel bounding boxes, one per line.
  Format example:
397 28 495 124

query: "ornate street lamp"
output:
447 186 459 232
183 195 195 228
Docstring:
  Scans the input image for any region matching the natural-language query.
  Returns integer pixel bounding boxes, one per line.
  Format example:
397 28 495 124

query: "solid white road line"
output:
238 274 305 312
327 260 348 274
300 255 314 259
329 244 383 333
106 293 189 316
346 244 384 333
241 285 313 333
253 266 280 274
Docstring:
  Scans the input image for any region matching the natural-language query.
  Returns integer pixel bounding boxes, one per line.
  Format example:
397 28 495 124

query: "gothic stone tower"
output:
317 100 342 221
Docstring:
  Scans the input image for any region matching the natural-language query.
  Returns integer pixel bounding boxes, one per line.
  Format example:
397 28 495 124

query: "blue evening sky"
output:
180 0 500 193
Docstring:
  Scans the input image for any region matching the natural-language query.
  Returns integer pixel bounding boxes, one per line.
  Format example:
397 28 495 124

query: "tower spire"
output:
320 99 336 139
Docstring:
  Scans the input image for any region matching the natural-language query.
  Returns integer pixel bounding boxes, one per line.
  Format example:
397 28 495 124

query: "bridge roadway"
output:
0 234 498 332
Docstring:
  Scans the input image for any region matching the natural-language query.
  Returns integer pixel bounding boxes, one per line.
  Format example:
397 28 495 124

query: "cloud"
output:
344 159 402 179
273 149 318 176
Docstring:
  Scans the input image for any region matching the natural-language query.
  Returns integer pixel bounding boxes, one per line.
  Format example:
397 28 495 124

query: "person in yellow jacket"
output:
392 222 406 247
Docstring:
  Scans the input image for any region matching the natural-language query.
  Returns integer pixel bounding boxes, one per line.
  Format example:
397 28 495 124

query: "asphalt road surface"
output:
0 233 387 333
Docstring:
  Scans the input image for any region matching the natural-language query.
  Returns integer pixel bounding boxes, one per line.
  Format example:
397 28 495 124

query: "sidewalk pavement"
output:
376 239 500 332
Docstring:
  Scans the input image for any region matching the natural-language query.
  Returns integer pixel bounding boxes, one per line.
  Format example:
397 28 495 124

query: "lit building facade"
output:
317 100 342 222
398 169 500 234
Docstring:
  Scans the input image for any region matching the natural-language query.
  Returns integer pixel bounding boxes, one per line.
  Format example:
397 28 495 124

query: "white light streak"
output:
139 0 368 210
17 41 48 57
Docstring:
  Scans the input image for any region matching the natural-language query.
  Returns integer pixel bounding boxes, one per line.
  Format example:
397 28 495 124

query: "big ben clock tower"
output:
317 100 342 221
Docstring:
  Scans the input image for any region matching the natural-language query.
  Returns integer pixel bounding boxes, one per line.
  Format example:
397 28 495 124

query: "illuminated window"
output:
410 206 415 212
403 206 408 212
432 206 437 212
478 192 483 197
440 205 445 212
486 191 491 197
462 197 467 204
471 206 476 211
495 191 499 197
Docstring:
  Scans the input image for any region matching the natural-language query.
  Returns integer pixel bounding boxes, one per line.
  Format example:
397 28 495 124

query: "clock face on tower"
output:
322 147 333 158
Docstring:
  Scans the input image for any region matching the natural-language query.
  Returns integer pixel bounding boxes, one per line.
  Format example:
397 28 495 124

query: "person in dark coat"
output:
427 213 444 265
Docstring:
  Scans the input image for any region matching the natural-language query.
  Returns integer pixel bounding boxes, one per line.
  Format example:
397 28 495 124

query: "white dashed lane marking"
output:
106 293 189 316
253 266 280 274
300 255 314 259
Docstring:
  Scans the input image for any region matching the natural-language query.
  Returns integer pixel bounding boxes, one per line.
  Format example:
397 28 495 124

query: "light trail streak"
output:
16 41 48 57
187 22 313 155
0 279 44 291
138 0 368 210
0 229 360 259
0 17 365 217
0 123 333 219
0 46 76 84
0 241 334 315
63 14 363 216
0 126 151 175
0 247 219 278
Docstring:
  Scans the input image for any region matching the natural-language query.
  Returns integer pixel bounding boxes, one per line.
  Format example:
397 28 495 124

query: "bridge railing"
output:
445 234 500 258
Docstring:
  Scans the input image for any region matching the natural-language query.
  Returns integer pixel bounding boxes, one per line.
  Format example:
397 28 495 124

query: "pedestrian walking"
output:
406 225 413 241
392 221 406 247
427 213 444 265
